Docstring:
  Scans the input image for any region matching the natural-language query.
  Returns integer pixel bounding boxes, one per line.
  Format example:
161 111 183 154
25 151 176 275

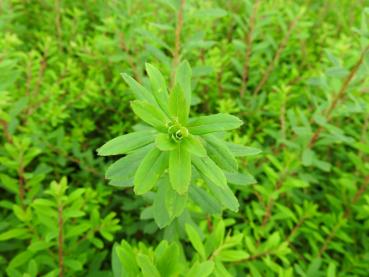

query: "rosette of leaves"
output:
98 62 258 228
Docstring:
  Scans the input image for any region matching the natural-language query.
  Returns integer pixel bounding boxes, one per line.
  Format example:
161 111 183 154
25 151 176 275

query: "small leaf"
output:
217 250 249 262
204 135 237 172
226 143 262 157
188 114 243 135
169 84 189 124
186 261 214 277
182 135 207 157
153 179 171 228
192 156 227 188
121 73 157 104
225 172 256 186
165 182 187 219
131 100 168 131
155 133 176 151
136 254 161 277
97 131 155 156
185 224 206 259
175 60 192 106
169 144 191 194
134 148 168 195
145 63 169 114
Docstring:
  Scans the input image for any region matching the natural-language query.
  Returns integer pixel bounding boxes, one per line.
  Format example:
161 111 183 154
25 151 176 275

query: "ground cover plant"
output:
1 0 369 276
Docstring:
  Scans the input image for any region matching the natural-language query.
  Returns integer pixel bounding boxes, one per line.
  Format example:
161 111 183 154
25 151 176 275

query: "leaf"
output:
97 131 155 156
225 172 256 186
114 241 140 277
175 60 192 106
182 135 207 157
156 243 180 276
169 83 189 124
217 250 249 262
207 179 239 212
189 186 222 215
121 73 157 105
204 135 237 172
188 113 243 135
155 133 176 151
185 224 206 259
134 148 168 195
169 144 191 194
302 148 314 166
0 228 30 241
192 156 227 188
131 100 168 131
153 180 171 228
136 254 161 277
226 143 262 157
165 182 187 219
106 144 152 179
145 63 169 114
186 261 214 277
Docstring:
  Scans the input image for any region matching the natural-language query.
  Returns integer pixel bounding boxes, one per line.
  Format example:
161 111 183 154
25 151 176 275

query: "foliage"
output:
1 0 369 276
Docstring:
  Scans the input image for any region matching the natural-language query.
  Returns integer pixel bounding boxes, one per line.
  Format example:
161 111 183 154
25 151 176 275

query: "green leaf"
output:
121 73 157 105
165 182 187 219
0 228 30 241
106 144 153 179
145 63 169 114
169 83 189 124
226 143 262 157
185 224 206 259
225 172 256 186
169 144 191 194
204 135 237 172
156 243 180 276
131 100 168 131
207 179 239 212
302 148 314 166
175 60 192 107
153 179 171 228
186 261 214 277
134 148 168 195
136 254 161 277
217 250 249 262
97 131 155 156
182 135 207 157
114 242 140 277
155 133 176 151
192 156 227 188
189 186 222 214
188 113 243 135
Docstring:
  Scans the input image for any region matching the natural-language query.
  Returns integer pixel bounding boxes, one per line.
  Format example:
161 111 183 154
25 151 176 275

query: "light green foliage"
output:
1 0 369 276
99 63 252 228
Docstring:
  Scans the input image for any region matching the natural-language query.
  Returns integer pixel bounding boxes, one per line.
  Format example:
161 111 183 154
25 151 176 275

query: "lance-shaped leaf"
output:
131 100 168 131
97 131 155 156
204 135 237 172
134 148 168 195
121 73 157 105
187 113 243 135
182 135 206 157
165 181 187 219
175 60 192 108
155 133 176 151
169 84 189 124
153 179 171 228
206 177 239 212
169 144 191 194
192 156 227 188
136 254 161 277
226 142 262 157
145 63 169 114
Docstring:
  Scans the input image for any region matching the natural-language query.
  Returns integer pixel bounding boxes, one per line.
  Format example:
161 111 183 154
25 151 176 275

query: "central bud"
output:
167 119 189 143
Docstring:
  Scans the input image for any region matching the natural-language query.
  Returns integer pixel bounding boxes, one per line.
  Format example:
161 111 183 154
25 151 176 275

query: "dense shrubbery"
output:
1 0 369 276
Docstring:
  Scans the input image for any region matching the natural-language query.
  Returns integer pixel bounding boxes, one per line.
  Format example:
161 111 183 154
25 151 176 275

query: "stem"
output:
171 0 185 86
240 0 261 97
253 12 303 95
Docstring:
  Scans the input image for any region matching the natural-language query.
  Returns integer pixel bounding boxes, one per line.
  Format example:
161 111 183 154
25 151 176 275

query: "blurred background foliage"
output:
1 0 369 276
